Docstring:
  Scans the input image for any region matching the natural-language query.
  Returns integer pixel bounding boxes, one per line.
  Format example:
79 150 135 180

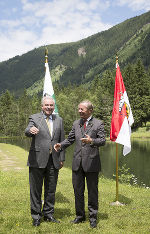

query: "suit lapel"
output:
36 112 45 128
38 112 51 137
79 119 85 137
51 114 56 140
85 118 93 134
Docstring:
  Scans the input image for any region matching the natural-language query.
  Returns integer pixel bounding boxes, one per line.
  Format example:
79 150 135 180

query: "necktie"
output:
84 120 87 130
46 117 52 154
46 117 51 136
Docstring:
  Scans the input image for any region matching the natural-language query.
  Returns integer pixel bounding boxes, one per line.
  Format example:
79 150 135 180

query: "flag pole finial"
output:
116 54 118 64
45 47 48 63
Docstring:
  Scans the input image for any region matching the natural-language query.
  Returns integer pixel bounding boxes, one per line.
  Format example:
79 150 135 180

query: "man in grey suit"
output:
25 96 65 226
54 100 105 228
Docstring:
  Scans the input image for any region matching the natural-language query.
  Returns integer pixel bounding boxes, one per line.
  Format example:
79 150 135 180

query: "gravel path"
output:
0 149 23 171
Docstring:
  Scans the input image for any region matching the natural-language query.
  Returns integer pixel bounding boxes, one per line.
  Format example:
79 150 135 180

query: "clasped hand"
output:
80 134 92 144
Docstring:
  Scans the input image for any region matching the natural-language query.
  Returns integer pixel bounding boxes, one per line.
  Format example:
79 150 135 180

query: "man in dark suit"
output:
54 100 105 228
25 96 65 226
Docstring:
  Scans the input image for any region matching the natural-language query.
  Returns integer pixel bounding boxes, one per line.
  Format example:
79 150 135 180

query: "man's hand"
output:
80 134 93 144
60 161 64 169
29 126 39 135
54 143 61 152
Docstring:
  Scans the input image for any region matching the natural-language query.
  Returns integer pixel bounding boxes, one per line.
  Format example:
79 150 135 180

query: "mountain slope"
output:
0 11 150 95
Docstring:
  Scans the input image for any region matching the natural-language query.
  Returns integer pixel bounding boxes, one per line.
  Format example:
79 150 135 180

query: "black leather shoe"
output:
71 217 85 224
33 219 40 227
44 216 60 223
90 220 97 228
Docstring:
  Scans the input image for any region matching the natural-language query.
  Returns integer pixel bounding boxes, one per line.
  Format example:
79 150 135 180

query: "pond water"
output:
0 137 150 187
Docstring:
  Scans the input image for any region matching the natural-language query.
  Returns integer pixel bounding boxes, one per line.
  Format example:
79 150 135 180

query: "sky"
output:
0 0 150 62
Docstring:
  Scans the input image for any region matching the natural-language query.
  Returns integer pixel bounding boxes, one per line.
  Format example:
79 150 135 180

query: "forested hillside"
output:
0 59 149 137
0 11 150 137
0 11 150 96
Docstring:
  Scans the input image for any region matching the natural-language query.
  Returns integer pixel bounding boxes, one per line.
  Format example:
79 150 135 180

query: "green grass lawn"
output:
0 143 150 233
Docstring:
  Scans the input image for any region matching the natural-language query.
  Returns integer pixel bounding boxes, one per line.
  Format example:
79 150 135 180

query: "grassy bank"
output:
131 122 150 139
0 143 150 233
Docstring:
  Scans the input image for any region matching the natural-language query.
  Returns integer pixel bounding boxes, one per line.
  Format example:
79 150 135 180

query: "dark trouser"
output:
29 155 58 220
72 165 99 222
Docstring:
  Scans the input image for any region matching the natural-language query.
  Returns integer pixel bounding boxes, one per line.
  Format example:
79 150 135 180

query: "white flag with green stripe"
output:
43 62 58 114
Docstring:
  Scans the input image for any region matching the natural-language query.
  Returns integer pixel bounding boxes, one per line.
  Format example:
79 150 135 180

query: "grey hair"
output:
79 100 93 111
41 95 55 106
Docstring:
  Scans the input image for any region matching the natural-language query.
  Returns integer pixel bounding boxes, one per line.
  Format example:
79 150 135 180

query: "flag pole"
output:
110 55 124 206
45 47 48 64
115 55 119 202
116 143 119 202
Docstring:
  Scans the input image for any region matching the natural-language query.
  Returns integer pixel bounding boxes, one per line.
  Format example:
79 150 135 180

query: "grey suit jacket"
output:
61 117 105 172
25 112 65 169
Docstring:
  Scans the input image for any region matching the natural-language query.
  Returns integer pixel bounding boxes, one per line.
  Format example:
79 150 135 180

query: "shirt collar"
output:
43 113 53 120
86 116 92 122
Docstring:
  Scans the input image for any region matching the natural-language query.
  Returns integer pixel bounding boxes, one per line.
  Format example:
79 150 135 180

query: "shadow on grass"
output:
98 213 109 220
119 194 132 205
83 211 108 224
96 213 109 225
55 207 72 219
112 194 132 205
56 191 70 203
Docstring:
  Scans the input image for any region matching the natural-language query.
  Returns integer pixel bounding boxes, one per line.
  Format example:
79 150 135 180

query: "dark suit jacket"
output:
25 112 65 169
61 117 105 172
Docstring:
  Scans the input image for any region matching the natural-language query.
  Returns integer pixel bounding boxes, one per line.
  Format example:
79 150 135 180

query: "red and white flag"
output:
110 63 134 156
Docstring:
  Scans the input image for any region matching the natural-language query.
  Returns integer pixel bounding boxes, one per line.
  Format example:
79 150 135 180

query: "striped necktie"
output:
46 117 51 136
46 117 52 154
83 119 87 130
